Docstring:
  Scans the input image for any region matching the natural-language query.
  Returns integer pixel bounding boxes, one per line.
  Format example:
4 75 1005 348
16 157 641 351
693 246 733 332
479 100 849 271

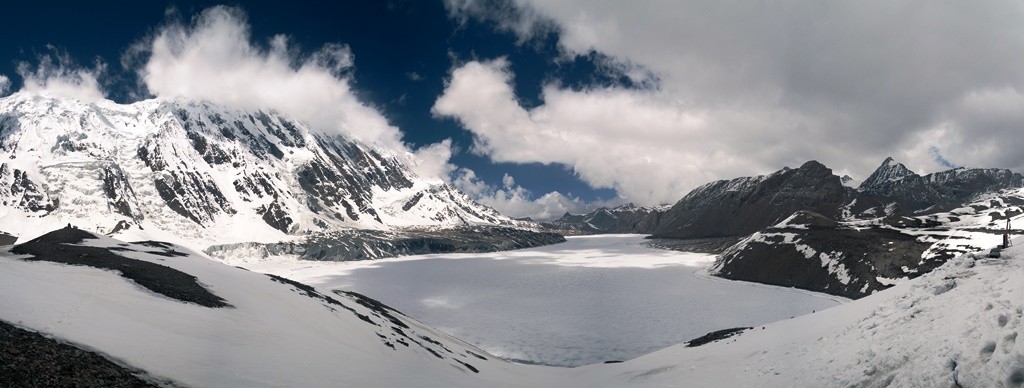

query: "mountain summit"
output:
858 157 1024 211
0 93 521 247
858 156 917 190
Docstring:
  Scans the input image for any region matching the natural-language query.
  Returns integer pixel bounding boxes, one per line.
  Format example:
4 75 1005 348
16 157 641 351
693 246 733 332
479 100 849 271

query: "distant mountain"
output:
574 156 1024 298
858 156 916 189
544 203 668 234
0 93 536 252
859 157 1024 212
651 161 884 239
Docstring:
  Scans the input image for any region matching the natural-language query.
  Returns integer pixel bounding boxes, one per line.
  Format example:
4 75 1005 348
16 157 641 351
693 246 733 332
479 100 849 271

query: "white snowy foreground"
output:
226 235 843 367
1 230 1022 387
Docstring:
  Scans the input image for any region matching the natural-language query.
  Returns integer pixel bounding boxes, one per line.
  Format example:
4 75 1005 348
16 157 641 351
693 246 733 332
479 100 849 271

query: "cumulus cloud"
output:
0 75 9 95
450 167 609 220
444 0 1024 202
130 5 451 178
16 46 107 101
410 139 456 183
434 58 801 204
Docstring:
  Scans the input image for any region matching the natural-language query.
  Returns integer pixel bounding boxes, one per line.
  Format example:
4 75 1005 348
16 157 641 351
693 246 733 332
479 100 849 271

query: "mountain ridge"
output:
0 93 532 251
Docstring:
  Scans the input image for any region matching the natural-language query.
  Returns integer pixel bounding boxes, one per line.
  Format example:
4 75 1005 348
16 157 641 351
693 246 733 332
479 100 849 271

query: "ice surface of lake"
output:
244 235 845 367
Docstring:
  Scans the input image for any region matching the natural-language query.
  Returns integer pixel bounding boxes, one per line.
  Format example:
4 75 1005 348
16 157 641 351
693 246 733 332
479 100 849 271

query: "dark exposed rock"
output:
0 164 57 214
11 227 230 308
259 200 293 233
0 320 161 387
402 192 424 211
0 231 17 246
713 211 939 299
101 165 143 222
685 327 751 347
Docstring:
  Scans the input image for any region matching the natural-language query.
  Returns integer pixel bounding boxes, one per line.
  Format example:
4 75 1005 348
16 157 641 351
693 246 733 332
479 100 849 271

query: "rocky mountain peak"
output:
860 157 917 190
652 160 882 239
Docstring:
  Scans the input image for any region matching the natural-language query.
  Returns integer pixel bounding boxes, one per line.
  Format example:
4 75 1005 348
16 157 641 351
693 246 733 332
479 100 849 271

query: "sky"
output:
2 1 1024 220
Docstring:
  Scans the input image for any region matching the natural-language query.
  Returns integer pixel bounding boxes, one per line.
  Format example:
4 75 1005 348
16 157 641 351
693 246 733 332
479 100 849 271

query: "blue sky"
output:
4 1 1024 219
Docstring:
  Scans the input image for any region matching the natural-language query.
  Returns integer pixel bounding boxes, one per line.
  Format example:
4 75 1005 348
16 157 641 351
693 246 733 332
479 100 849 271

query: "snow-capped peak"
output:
0 93 526 249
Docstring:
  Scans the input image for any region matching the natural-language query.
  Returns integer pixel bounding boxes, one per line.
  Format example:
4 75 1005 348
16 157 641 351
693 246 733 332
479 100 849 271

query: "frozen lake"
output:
242 235 844 367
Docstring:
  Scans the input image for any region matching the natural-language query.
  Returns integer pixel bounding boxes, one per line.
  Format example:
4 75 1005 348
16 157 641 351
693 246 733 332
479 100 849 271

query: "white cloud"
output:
133 5 452 179
450 167 609 220
410 139 456 183
0 75 9 95
501 173 515 188
434 59 804 205
444 1 1024 201
16 47 107 101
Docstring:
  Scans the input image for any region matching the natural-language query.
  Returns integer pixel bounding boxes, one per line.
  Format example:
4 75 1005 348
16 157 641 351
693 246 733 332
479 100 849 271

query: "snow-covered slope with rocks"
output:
2 227 1021 387
0 93 523 249
572 244 1024 387
0 228 542 387
713 186 1024 298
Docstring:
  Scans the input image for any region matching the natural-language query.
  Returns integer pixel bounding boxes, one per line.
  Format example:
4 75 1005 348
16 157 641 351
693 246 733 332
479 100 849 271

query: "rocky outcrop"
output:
712 211 937 299
0 163 57 214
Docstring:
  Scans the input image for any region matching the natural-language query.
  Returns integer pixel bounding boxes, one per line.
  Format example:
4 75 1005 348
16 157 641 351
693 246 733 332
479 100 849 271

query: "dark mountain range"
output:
553 157 1024 299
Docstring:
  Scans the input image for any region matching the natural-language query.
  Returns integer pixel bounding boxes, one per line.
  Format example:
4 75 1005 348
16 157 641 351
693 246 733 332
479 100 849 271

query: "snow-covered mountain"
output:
2 226 1021 386
0 93 525 249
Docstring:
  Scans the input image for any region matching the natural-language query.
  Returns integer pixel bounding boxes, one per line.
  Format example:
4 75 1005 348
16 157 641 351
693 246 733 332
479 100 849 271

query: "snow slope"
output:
572 240 1024 387
2 229 1022 386
0 228 550 387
